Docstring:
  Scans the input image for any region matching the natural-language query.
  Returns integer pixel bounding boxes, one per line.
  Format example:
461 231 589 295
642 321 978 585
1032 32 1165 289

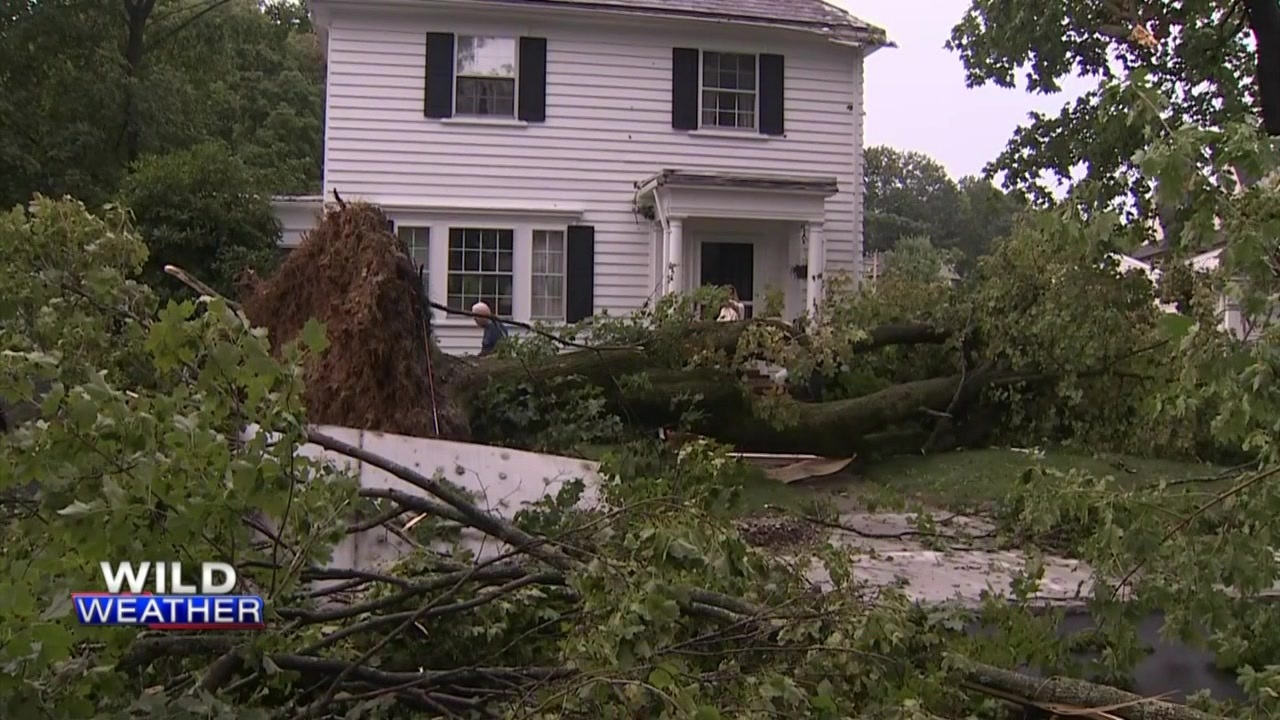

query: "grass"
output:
578 443 1228 516
851 448 1226 511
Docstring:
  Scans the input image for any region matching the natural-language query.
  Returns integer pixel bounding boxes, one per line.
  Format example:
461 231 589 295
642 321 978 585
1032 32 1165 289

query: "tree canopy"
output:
947 0 1279 213
863 145 1023 265
0 0 322 209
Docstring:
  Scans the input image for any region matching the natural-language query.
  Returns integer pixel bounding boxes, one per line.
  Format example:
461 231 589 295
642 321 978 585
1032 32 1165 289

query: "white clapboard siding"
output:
317 4 866 354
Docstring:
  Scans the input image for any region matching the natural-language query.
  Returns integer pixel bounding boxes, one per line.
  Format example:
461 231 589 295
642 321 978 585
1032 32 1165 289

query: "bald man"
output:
472 301 508 356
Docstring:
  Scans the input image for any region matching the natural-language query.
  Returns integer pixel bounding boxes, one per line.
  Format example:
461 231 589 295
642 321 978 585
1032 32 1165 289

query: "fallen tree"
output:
239 200 1173 460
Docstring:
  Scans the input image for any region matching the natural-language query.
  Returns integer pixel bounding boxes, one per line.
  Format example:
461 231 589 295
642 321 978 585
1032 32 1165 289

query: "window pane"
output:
531 230 565 321
456 36 516 78
446 227 515 318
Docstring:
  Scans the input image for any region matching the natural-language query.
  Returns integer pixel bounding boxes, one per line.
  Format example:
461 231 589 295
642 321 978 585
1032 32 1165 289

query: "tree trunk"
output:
451 322 971 457
1246 0 1280 135
121 0 155 165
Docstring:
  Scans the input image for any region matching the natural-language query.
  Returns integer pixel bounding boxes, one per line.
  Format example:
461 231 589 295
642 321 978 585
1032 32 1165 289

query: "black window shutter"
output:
671 48 699 130
386 218 395 233
424 32 455 118
517 36 547 122
759 53 785 136
565 225 595 323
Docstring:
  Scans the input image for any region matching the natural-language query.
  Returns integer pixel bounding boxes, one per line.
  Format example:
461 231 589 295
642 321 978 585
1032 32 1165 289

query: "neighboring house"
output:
272 0 890 354
1113 247 1250 339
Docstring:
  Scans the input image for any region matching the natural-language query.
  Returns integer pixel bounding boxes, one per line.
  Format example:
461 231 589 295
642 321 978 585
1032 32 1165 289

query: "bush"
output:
119 141 282 302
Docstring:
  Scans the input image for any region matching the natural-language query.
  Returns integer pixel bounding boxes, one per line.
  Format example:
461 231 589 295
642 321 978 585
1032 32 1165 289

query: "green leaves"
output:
1158 313 1195 341
950 0 1258 211
299 317 329 354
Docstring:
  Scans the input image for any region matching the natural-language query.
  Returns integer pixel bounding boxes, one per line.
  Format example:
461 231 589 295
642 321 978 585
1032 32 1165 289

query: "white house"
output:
1113 247 1249 338
272 0 890 354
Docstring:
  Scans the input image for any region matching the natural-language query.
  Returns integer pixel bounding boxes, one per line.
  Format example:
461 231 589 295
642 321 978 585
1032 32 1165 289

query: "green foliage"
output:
881 235 959 284
948 0 1259 210
863 145 1024 264
473 376 624 452
0 0 322 209
0 198 355 718
119 142 283 300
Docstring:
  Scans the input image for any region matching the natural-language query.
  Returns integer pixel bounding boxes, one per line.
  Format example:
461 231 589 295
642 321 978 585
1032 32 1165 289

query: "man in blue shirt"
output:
472 301 508 356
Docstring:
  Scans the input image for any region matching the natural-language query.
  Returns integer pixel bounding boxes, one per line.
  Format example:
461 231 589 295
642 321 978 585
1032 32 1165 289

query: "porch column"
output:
668 217 685 294
805 221 825 317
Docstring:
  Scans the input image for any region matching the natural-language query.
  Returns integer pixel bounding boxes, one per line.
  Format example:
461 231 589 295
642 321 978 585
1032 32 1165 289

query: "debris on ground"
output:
241 199 469 440
735 511 824 550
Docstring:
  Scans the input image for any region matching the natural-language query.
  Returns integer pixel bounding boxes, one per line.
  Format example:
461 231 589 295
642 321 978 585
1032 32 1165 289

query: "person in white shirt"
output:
716 287 746 322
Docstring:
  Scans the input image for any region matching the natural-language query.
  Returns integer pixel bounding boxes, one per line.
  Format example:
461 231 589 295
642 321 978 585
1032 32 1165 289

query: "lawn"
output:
573 443 1228 516
711 447 1224 516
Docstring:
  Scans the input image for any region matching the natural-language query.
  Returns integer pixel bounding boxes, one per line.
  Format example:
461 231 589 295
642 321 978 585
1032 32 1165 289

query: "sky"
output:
831 0 1097 180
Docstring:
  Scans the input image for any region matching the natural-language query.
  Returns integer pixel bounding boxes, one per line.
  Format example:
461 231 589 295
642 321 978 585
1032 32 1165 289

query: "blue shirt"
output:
480 320 508 356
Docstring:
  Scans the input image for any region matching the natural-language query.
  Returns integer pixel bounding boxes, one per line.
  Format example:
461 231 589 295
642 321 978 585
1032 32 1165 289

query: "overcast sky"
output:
831 0 1096 180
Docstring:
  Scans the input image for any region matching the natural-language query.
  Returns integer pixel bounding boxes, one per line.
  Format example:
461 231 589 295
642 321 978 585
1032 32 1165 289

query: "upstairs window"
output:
701 51 757 130
456 36 517 117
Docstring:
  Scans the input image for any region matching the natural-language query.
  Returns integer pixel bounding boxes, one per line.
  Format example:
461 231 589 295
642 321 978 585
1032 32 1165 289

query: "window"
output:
455 36 517 117
701 51 756 130
398 226 430 292
448 228 514 317
531 230 566 321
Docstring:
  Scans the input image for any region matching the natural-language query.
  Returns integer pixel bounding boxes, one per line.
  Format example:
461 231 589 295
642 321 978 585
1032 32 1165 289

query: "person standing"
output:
716 286 746 322
472 301 508 356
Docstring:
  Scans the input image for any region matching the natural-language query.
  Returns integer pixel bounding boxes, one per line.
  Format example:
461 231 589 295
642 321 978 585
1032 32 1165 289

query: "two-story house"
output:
272 0 890 354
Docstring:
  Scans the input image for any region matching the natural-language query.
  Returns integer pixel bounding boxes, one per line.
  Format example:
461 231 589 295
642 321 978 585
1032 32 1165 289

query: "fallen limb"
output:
962 661 1224 720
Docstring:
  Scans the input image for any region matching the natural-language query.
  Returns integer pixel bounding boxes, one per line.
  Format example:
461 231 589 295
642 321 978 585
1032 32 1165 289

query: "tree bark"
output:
121 0 155 165
452 320 964 457
1245 0 1280 135
964 661 1223 720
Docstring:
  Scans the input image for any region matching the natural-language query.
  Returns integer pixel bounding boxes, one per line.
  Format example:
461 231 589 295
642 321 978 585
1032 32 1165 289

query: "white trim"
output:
350 196 584 219
689 128 771 141
380 211 573 324
440 116 528 128
656 185 828 223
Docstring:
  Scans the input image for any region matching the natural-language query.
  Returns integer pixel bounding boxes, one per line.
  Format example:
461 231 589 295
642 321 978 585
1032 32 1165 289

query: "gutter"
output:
313 0 889 46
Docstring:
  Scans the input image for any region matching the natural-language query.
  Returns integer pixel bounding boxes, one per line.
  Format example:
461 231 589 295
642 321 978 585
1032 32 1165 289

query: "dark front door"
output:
700 242 754 318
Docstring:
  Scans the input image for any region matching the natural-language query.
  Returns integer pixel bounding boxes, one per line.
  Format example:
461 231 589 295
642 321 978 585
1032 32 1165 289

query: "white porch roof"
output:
635 169 839 222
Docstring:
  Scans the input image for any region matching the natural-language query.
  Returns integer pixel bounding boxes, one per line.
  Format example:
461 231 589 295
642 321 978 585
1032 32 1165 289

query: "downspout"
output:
638 178 671 294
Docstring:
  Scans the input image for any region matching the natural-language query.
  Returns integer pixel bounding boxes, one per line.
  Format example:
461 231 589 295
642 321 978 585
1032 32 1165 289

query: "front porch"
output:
635 169 840 320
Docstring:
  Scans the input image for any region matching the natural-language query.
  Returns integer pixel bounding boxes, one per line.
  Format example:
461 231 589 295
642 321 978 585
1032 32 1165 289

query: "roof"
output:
465 0 889 44
638 169 840 195
1129 242 1167 261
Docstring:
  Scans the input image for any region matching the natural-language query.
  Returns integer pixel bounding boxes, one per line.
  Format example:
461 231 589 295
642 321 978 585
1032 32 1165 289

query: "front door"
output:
700 242 754 318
